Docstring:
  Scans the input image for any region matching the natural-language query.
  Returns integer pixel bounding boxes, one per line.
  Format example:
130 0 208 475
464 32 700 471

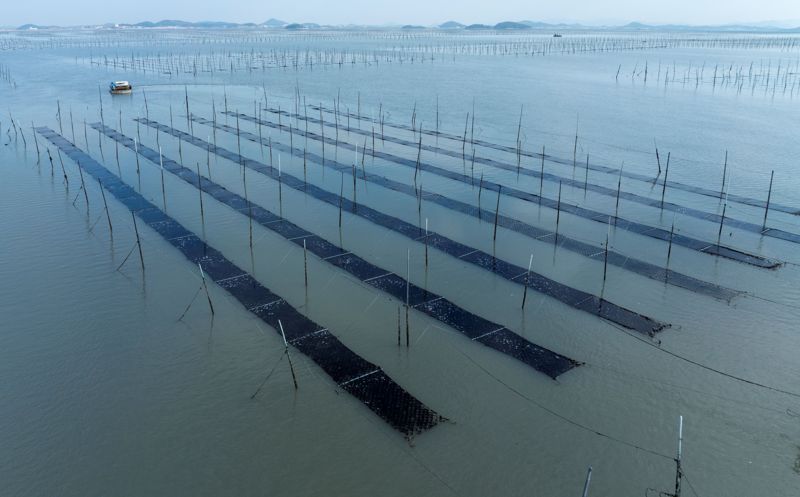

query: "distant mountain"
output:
131 20 248 29
465 24 492 30
13 19 800 33
285 23 321 30
494 21 532 30
620 21 800 32
17 23 56 30
262 18 287 27
438 21 464 29
520 20 585 29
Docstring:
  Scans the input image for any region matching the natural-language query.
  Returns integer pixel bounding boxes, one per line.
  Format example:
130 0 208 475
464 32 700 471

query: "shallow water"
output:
1 28 800 496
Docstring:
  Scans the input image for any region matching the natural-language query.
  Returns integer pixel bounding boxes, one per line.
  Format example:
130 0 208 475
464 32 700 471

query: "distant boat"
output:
109 81 132 95
553 33 563 38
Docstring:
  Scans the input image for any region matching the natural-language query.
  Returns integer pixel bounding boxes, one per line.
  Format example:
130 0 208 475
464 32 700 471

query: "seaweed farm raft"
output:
2 23 800 497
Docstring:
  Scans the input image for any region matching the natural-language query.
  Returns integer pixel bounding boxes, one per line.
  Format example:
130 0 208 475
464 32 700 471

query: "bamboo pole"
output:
492 186 501 243
660 152 671 207
406 249 410 347
762 170 774 231
521 253 532 309
132 212 145 272
159 146 167 209
278 319 297 390
199 263 215 315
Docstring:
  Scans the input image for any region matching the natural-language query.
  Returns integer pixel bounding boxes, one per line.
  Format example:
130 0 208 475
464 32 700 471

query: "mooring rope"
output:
605 320 800 400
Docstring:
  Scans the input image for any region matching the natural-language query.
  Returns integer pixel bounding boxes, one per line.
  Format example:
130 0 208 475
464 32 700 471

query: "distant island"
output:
12 19 800 32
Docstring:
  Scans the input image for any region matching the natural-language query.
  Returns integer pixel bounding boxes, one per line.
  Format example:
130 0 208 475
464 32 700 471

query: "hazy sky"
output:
7 0 800 27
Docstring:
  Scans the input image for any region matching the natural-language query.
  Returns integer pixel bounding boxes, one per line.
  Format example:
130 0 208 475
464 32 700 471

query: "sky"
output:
6 0 800 27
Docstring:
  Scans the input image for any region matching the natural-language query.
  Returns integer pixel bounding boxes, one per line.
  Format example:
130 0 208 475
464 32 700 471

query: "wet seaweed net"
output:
36 126 444 439
312 104 800 217
92 122 581 380
262 106 796 254
136 117 669 336
216 111 748 300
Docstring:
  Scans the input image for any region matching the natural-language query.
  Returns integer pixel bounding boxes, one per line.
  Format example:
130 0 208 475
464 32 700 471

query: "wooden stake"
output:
581 467 593 497
56 150 68 185
522 253 532 309
602 235 609 285
31 122 40 162
397 306 401 346
278 320 299 390
660 152 671 207
614 163 623 224
413 132 422 185
493 186 502 243
540 145 545 200
132 212 145 271
584 153 589 191
721 150 728 194
572 116 579 170
57 99 63 134
278 156 283 215
673 416 684 497
198 263 215 315
134 138 140 174
555 181 562 238
762 170 774 231
46 147 55 176
338 173 344 231
159 146 167 209
196 162 205 222
303 239 308 289
77 161 89 208
99 179 113 236
667 220 675 267
406 249 410 347
424 218 429 271
477 173 484 216
516 105 523 171
654 139 662 175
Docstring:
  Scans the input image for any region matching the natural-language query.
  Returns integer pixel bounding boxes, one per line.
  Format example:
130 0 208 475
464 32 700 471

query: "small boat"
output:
109 81 133 95
553 33 562 38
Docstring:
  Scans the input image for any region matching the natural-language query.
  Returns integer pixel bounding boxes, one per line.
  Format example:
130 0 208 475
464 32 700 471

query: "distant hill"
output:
285 23 321 30
17 23 56 30
438 21 464 29
262 18 287 27
494 21 532 30
131 20 248 29
620 21 800 32
13 19 800 33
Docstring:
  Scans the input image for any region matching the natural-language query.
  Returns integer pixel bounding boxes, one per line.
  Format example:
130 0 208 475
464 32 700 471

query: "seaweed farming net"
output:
217 111 753 298
36 126 444 439
135 117 669 336
92 122 581 380
256 109 788 262
311 104 800 217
